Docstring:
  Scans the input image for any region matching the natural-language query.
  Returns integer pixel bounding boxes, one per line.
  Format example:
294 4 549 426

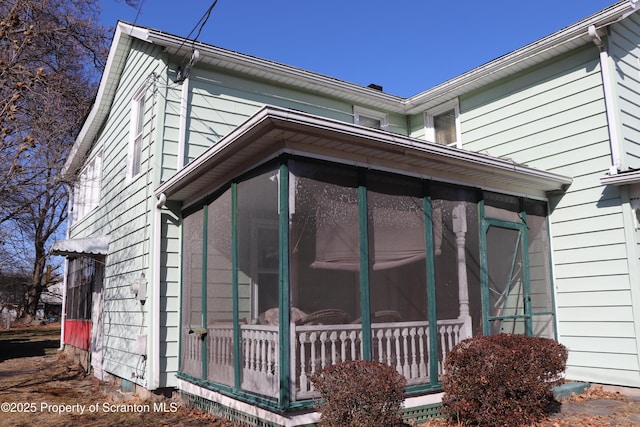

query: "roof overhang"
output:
155 106 572 206
50 236 110 258
65 2 637 178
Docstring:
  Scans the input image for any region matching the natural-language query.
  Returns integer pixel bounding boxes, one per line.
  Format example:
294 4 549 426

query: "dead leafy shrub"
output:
310 360 406 427
442 334 568 427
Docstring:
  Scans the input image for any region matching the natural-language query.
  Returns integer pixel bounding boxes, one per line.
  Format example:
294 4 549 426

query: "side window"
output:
72 150 102 224
128 86 146 179
354 106 388 131
426 100 461 147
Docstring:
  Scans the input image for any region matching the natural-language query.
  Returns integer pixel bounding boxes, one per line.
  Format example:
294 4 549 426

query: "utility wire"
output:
190 0 219 46
175 0 220 59
173 0 220 79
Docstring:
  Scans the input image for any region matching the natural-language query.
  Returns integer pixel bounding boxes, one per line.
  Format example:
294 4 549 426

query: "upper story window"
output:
128 86 146 179
73 150 102 224
354 106 388 131
426 100 461 147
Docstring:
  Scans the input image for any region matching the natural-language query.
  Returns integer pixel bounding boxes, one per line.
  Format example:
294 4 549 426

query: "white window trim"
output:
354 106 389 131
425 99 462 148
127 85 146 181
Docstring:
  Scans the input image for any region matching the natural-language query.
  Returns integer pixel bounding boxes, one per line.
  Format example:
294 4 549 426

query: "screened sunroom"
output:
157 106 571 415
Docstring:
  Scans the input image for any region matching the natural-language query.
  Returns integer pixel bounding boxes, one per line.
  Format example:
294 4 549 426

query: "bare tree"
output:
0 0 113 323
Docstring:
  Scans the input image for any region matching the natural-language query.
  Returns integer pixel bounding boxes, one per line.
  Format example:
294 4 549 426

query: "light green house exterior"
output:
53 1 640 424
454 6 640 387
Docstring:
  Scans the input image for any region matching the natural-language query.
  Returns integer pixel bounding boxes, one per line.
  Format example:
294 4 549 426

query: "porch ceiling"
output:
155 106 572 206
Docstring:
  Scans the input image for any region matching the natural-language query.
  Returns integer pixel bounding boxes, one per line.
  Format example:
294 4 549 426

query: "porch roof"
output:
50 236 109 258
155 106 572 206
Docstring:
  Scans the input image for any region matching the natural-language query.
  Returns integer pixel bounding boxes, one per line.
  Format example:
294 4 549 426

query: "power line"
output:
174 0 220 81
190 0 219 46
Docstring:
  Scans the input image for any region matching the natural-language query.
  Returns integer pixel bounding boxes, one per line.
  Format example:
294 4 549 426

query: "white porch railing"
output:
240 325 279 396
291 318 470 400
185 317 470 400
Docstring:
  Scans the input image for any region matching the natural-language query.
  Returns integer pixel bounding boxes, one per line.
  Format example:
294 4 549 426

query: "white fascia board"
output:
266 107 573 187
155 106 572 201
62 22 141 178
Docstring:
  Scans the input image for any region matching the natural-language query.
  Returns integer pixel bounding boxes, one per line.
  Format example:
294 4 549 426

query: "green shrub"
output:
309 360 407 427
442 334 568 427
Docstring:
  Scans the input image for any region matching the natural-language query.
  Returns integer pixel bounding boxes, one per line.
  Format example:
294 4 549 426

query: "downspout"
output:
589 24 622 175
177 76 188 170
176 50 199 171
152 192 165 390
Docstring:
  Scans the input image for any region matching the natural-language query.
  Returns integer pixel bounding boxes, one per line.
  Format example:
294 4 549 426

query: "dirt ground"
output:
0 325 240 427
1 325 640 427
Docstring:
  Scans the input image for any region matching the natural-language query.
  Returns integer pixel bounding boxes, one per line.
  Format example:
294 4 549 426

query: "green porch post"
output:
278 160 291 409
358 171 372 360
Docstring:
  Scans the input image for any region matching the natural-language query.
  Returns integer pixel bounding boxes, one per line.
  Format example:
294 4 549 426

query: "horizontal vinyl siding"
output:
461 45 640 385
160 207 181 387
71 39 167 386
161 80 182 181
610 13 640 170
181 67 407 165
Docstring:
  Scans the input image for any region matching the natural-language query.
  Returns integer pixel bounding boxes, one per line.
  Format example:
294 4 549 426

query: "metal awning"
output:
50 236 109 257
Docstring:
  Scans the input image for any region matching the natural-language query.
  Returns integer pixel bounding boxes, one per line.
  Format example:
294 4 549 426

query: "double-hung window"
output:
72 150 102 224
426 100 461 147
354 106 389 131
128 86 145 179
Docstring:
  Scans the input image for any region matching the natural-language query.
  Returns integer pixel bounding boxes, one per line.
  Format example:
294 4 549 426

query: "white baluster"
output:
320 331 328 369
299 332 307 393
437 326 443 374
309 332 317 375
418 327 427 379
376 329 384 363
410 327 418 379
394 329 402 375
340 331 347 363
330 331 338 365
402 328 410 378
266 333 273 375
243 335 250 370
215 333 221 365
385 329 393 367
446 325 454 355
453 324 461 346
251 332 258 372
227 329 231 365
349 330 357 361
272 331 279 374
260 331 267 373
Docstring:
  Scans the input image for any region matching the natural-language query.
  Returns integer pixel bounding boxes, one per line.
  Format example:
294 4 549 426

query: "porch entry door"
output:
481 219 532 336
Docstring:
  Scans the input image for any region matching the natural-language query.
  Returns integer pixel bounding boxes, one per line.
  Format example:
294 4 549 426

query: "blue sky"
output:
100 0 619 97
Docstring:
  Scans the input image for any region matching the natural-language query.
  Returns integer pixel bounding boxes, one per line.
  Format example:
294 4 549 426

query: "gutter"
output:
154 106 573 201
